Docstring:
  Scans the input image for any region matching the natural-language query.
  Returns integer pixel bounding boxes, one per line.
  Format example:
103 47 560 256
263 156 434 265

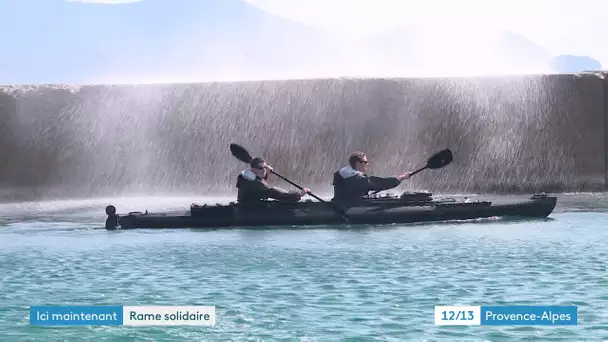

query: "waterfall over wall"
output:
1 72 607 201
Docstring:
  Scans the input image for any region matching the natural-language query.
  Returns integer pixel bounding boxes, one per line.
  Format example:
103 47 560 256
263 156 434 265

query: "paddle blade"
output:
426 149 453 169
230 143 253 164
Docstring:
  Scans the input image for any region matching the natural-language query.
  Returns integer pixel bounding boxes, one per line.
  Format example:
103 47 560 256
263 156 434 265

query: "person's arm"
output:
365 172 412 192
367 176 402 191
253 180 308 202
267 187 306 202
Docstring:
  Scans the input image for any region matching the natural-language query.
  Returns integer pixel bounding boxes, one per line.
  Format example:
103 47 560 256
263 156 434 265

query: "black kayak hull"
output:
104 192 558 230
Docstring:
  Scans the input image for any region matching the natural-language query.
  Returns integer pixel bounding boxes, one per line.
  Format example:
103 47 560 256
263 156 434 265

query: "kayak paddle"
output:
229 143 350 222
410 148 453 177
371 148 453 195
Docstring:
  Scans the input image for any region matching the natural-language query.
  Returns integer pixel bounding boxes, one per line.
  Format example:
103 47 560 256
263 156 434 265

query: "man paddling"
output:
236 157 310 203
332 151 411 204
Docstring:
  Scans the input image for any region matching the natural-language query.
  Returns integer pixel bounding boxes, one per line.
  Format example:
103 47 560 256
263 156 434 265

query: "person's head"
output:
249 157 268 178
348 151 368 172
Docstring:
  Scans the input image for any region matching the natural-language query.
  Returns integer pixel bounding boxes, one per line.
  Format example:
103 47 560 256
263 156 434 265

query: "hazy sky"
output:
245 0 607 56
0 0 605 84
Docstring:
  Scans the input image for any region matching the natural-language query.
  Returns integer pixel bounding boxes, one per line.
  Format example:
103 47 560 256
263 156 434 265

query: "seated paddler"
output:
236 157 310 204
332 151 411 204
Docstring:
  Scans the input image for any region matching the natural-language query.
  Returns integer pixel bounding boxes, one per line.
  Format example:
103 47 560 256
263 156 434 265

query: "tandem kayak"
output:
104 192 558 230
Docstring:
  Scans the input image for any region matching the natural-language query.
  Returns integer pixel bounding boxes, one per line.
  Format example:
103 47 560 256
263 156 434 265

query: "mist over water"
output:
1 73 607 202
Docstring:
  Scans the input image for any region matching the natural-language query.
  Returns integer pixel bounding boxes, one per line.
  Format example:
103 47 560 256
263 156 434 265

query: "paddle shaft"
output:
271 170 349 221
270 170 324 202
409 165 428 177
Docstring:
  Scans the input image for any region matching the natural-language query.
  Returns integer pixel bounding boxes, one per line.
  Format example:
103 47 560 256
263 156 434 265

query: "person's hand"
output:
397 172 412 181
264 164 274 172
300 188 311 196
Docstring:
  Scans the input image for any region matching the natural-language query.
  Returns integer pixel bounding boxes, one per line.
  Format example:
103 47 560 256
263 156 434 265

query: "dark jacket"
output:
236 169 303 204
332 166 402 204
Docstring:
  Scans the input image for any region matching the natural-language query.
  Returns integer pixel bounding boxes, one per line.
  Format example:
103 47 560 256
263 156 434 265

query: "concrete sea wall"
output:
0 72 607 201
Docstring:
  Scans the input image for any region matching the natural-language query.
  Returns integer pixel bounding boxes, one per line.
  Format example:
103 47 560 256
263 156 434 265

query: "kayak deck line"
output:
104 192 558 230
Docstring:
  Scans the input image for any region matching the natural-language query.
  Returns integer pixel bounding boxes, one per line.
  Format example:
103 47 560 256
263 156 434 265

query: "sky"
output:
0 0 606 85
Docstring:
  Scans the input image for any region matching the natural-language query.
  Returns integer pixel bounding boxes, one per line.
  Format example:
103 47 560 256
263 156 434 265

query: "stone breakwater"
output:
0 73 607 201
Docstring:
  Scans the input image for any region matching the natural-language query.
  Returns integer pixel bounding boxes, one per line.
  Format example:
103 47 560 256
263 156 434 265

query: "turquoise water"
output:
1 194 608 341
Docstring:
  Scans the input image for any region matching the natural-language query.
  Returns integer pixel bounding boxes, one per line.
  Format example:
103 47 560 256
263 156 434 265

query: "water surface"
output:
1 193 607 341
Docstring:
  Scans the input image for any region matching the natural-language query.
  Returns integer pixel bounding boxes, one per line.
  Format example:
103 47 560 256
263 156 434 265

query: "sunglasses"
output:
359 160 368 164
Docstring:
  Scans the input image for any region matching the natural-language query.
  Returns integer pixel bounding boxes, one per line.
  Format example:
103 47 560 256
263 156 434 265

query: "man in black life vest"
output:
332 151 411 205
236 157 310 204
